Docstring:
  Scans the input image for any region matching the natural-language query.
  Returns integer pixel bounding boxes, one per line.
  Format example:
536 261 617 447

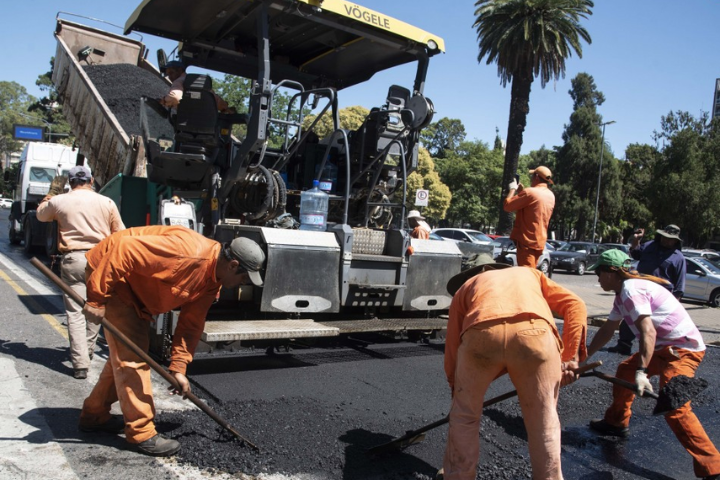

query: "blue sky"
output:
2 1 719 158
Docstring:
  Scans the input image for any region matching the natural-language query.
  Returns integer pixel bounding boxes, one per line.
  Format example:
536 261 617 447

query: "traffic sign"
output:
415 189 429 207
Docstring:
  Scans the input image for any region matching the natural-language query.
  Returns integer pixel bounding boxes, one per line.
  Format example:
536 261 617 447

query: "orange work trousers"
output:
79 296 157 444
516 244 543 269
443 319 563 480
603 347 720 477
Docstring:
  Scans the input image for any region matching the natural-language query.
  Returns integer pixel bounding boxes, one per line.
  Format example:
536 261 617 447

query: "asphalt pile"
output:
158 341 720 480
83 63 169 137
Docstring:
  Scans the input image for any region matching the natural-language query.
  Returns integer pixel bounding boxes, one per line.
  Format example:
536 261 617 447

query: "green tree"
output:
28 58 72 145
555 72 620 240
620 143 659 235
302 105 368 138
473 0 593 234
647 111 720 246
0 81 37 156
419 117 467 158
436 139 504 229
406 148 452 222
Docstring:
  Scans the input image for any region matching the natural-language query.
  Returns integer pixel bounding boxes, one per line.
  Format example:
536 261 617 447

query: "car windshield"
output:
467 231 492 243
29 167 56 183
693 257 720 275
559 243 588 252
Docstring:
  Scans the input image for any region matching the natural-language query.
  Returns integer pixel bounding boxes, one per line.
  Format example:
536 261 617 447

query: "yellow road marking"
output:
0 268 68 340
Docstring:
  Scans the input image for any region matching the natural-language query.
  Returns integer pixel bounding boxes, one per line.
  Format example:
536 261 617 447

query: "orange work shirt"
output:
504 183 555 250
411 226 430 239
85 226 222 374
445 267 587 391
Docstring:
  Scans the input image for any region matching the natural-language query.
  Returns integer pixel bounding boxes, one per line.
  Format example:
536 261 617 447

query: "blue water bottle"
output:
299 180 329 231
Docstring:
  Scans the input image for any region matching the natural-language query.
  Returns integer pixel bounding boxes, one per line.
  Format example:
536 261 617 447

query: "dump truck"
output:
51 1 480 356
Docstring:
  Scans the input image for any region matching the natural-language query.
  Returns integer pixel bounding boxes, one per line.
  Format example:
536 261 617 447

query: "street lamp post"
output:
592 120 616 243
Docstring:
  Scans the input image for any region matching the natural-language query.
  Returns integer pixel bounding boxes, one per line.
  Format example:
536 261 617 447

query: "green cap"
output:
589 249 632 271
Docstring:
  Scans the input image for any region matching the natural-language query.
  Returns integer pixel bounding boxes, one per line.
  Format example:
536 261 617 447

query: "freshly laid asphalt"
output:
0 233 718 480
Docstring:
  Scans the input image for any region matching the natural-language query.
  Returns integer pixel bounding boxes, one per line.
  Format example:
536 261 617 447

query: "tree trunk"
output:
497 71 533 235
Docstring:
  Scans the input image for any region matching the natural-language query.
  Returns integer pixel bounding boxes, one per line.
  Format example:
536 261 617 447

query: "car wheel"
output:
710 289 720 308
538 260 550 276
576 262 586 276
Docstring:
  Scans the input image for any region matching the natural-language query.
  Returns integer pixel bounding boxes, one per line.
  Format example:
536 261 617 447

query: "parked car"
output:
683 249 720 264
550 241 606 275
492 236 552 277
0 198 12 209
546 239 568 250
684 256 720 307
600 243 630 254
432 228 494 245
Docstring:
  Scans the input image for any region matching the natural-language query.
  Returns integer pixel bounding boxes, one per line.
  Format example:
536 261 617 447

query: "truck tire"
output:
9 225 21 245
45 221 59 257
23 220 39 254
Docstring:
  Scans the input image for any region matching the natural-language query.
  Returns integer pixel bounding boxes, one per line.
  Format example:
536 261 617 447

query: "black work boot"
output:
136 434 181 457
79 415 125 434
606 342 632 355
589 418 629 438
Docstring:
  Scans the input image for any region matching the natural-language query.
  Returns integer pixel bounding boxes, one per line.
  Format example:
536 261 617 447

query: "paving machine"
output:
53 0 464 356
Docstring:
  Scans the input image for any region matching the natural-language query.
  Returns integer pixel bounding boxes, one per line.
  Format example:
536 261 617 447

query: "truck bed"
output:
52 19 168 186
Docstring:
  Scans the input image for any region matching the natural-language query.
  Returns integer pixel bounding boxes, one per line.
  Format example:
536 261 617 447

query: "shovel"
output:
30 257 259 451
582 369 708 416
368 360 603 456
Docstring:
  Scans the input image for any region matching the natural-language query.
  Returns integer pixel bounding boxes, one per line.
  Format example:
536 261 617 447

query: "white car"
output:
431 228 494 245
684 256 720 307
683 249 720 264
0 198 12 209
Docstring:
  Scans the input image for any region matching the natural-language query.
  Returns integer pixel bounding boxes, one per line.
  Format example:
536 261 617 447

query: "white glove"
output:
635 370 653 396
508 180 518 191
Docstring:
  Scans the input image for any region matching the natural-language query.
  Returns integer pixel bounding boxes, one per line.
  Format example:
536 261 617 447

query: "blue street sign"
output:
13 124 45 141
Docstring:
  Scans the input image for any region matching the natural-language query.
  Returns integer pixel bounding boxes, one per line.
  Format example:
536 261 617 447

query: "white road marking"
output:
0 252 56 296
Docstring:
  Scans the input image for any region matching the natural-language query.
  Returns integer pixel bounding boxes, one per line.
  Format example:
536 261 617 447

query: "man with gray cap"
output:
607 224 686 355
36 165 124 379
79 226 265 456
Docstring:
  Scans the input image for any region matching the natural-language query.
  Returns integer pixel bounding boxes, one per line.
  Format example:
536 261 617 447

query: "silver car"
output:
684 256 720 308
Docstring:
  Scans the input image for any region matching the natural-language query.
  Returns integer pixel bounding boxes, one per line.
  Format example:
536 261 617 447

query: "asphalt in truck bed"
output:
157 334 720 480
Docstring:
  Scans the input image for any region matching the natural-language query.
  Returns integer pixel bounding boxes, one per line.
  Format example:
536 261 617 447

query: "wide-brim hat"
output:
656 224 681 241
447 252 511 295
407 209 425 220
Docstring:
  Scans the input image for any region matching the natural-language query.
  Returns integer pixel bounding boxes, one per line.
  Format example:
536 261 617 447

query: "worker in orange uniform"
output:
586 249 720 480
440 254 587 480
158 60 234 113
36 165 125 380
503 166 555 268
407 210 430 239
78 226 266 457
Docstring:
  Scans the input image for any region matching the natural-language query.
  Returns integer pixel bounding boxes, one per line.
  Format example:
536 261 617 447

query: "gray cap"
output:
228 237 266 286
68 165 92 182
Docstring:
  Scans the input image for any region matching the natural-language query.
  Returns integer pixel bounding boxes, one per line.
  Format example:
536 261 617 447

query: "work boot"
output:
606 342 632 355
136 434 181 457
79 415 125 434
73 369 88 380
435 468 444 480
589 419 629 438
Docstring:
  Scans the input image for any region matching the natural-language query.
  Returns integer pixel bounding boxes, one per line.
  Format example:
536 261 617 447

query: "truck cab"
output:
9 142 82 254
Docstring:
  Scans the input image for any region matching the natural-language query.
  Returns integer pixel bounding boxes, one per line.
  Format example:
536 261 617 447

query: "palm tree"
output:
474 0 593 234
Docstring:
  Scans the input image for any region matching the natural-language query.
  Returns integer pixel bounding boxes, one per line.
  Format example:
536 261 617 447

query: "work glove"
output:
508 180 518 191
47 175 67 197
635 370 653 396
82 304 105 325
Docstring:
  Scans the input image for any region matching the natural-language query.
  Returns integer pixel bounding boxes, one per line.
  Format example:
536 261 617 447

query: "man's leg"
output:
443 323 505 480
602 354 641 428
61 252 94 373
505 319 563 480
516 244 541 269
657 349 720 478
80 297 157 444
